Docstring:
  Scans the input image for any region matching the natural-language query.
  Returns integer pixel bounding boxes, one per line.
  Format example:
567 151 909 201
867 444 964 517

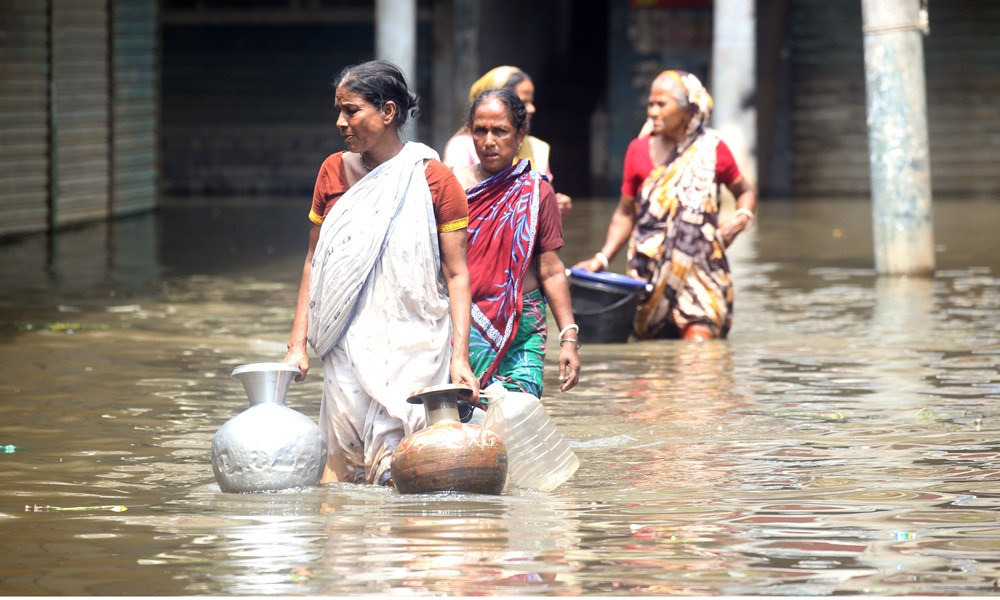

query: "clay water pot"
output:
211 362 326 493
391 384 507 495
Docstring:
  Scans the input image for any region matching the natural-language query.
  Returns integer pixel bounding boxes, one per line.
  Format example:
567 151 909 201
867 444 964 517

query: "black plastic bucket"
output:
567 268 649 344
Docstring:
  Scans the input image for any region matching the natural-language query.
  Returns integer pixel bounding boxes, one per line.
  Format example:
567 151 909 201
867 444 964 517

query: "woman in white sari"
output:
283 60 479 486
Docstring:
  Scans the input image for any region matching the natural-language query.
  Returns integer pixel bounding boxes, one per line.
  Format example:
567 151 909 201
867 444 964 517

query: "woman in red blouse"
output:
576 70 757 341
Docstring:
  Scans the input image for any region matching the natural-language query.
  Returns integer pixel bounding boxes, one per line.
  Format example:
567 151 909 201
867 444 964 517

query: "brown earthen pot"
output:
391 384 508 495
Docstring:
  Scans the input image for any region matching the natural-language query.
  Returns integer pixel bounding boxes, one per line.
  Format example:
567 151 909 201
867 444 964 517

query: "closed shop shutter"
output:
922 1 1000 197
111 0 158 216
160 17 380 195
788 0 869 198
0 2 50 236
51 0 110 226
788 0 1000 199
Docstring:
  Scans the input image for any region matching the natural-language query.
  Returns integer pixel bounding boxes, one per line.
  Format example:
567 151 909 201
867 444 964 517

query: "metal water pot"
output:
211 362 326 493
391 384 507 495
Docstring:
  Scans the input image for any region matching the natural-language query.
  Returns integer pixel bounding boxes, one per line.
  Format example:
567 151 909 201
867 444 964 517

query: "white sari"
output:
307 142 453 484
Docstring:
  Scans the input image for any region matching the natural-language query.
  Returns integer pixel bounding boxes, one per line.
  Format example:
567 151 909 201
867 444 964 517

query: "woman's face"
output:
471 97 526 175
513 78 536 123
335 85 393 154
647 80 691 142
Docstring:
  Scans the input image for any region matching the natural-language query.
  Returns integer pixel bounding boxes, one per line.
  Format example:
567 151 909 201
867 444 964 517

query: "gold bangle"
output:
559 338 581 349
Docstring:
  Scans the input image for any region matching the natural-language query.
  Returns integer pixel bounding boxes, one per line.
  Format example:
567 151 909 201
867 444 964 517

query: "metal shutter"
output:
0 1 50 236
788 0 869 198
51 0 110 226
111 0 158 216
922 1 1000 197
788 0 1000 199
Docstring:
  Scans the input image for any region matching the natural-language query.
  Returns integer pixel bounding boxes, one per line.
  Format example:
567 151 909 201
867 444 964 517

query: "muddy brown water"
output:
1 198 998 595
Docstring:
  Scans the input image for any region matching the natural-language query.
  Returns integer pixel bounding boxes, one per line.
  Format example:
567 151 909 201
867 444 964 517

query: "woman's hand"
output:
557 342 580 392
438 228 479 404
573 255 605 272
718 211 752 248
284 224 321 383
536 249 582 393
450 355 481 405
719 176 757 248
283 346 310 382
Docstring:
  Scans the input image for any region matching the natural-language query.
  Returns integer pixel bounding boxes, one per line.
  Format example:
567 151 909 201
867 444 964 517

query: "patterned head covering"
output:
468 66 527 104
656 70 713 147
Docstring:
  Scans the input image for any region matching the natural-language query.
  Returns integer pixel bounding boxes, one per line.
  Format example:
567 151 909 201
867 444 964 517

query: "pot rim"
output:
407 383 474 405
231 362 301 378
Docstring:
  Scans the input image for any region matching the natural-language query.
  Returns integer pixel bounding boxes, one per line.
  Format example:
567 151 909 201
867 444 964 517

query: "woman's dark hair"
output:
466 87 528 133
334 60 419 127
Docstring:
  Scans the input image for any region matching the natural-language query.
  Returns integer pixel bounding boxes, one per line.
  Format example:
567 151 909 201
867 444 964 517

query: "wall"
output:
158 5 436 196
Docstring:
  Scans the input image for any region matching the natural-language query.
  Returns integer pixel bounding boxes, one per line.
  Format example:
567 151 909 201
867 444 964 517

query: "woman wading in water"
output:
283 60 478 486
575 70 757 341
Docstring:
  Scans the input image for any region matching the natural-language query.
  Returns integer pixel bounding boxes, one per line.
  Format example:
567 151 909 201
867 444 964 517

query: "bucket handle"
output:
573 290 641 316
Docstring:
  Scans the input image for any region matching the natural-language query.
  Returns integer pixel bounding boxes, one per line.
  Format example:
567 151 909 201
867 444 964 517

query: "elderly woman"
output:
444 66 572 218
575 70 757 341
451 87 580 400
282 60 478 486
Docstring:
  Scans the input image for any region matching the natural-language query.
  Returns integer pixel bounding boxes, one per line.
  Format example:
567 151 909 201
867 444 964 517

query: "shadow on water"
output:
0 197 999 595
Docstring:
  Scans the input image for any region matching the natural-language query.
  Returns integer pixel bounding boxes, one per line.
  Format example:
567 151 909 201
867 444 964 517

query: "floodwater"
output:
1 197 998 596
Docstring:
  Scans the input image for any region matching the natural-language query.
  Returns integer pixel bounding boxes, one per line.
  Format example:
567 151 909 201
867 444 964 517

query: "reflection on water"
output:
0 199 998 595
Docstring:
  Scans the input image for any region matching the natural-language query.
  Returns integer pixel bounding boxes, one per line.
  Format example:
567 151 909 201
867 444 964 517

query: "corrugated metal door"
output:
51 0 110 227
788 0 1000 199
787 0 869 198
922 1 1000 197
111 0 158 216
0 2 50 236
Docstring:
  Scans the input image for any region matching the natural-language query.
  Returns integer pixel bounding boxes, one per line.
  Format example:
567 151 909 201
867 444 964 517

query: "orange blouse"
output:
308 152 469 233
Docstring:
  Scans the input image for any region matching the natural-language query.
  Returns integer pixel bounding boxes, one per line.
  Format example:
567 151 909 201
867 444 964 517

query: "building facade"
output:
1 0 997 237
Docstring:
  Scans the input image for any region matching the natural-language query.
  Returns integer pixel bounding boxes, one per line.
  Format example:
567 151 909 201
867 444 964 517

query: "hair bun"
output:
334 60 420 127
407 90 420 120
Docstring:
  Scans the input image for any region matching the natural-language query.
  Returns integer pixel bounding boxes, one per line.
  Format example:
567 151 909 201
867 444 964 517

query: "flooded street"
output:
1 197 999 595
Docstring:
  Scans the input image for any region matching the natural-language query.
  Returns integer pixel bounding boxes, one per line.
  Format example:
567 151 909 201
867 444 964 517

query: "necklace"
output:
360 154 373 172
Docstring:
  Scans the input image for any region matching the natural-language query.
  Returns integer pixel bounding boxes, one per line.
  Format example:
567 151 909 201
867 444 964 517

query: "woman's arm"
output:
283 223 321 381
438 228 481 402
717 175 757 248
573 194 636 272
537 249 581 392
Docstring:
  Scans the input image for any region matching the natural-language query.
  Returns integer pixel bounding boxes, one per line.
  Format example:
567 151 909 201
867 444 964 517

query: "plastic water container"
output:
482 383 579 492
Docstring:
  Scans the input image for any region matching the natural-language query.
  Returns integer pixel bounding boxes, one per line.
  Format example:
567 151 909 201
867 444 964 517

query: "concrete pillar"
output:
375 0 417 138
451 0 480 128
861 0 934 276
430 0 454 152
711 0 757 186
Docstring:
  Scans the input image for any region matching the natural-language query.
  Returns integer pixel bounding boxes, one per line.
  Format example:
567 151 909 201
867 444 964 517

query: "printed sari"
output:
469 289 547 399
465 159 545 398
628 70 734 339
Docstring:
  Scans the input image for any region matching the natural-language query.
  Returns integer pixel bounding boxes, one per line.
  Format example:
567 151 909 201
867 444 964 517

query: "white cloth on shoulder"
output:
308 142 454 484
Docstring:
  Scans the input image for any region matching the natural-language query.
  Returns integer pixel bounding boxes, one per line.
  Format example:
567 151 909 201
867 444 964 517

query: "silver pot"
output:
211 362 326 493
